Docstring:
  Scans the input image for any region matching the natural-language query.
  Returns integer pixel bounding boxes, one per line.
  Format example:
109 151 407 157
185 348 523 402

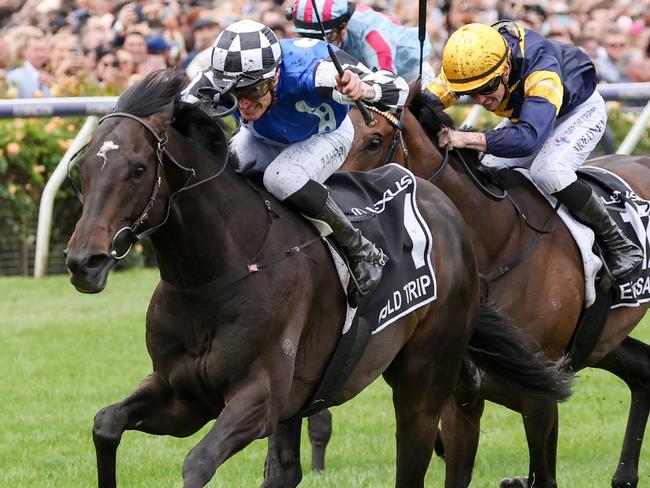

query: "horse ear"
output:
405 81 421 109
146 101 175 132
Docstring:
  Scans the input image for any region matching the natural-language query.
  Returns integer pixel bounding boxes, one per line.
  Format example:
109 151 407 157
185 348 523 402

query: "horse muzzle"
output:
64 247 115 293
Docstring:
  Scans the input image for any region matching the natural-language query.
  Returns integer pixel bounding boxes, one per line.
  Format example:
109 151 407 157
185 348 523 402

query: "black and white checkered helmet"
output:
211 20 283 88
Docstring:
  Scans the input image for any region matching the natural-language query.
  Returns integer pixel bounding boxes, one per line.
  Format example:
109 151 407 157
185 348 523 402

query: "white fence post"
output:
33 116 98 278
616 100 650 155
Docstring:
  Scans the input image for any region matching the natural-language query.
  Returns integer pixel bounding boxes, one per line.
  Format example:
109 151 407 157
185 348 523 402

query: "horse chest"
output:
146 312 247 392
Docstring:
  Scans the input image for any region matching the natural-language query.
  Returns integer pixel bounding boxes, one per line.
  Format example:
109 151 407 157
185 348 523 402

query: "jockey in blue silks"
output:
182 20 409 299
290 0 433 83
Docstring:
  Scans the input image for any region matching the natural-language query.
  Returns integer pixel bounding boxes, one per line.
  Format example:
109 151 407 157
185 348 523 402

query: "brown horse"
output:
339 94 650 488
64 70 570 488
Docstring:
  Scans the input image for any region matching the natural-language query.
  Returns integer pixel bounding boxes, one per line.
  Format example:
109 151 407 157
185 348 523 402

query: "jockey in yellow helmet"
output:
427 21 642 279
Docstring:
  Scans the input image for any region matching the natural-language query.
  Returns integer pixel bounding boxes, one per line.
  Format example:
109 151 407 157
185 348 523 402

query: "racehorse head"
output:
65 69 227 293
345 105 405 171
344 87 448 177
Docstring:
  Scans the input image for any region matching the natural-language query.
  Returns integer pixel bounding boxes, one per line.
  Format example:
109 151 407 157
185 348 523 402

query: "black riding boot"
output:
553 180 643 279
286 180 388 300
315 194 388 295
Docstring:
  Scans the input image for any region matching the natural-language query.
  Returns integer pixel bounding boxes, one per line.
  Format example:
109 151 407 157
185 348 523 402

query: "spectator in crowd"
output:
158 3 187 63
0 30 8 78
93 47 129 89
181 16 221 75
1 0 649 99
259 6 293 39
143 34 173 71
122 30 149 71
79 12 113 54
581 18 604 39
6 26 53 97
111 2 151 44
49 32 80 74
54 37 90 81
544 2 579 42
576 33 600 60
116 47 137 79
290 0 433 83
511 1 546 31
447 0 499 32
597 26 629 82
619 47 650 82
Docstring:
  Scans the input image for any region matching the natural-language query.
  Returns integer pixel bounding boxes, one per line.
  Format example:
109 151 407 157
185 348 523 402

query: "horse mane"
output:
172 101 231 161
408 89 485 170
408 88 455 143
115 69 233 165
115 69 187 117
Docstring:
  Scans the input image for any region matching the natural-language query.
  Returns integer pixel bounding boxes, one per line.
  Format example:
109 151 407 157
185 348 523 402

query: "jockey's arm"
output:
438 128 487 152
314 50 408 110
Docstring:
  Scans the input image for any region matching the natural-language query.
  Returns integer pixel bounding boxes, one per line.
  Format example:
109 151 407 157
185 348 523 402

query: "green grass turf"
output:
0 268 648 487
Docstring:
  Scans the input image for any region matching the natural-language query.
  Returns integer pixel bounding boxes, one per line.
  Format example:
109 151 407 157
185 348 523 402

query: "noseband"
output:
95 111 229 259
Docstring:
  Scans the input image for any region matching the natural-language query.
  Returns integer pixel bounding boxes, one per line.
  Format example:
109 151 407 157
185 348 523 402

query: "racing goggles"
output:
458 76 502 97
232 79 274 100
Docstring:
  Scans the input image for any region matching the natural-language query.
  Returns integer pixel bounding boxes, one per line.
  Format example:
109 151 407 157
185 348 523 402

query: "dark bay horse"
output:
63 70 570 488
337 95 650 488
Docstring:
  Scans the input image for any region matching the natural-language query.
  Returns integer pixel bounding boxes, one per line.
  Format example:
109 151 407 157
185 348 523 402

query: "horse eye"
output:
133 165 147 179
365 136 383 153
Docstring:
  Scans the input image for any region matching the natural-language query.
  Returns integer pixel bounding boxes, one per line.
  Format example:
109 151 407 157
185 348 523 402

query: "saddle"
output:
254 164 438 417
455 150 650 370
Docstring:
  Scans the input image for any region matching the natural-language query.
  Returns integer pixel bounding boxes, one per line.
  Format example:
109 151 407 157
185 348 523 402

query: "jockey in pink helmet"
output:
290 0 433 83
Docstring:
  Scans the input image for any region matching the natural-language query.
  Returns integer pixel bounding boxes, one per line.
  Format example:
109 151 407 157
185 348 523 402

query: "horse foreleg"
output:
260 417 303 488
93 372 210 488
308 409 332 471
596 337 650 488
182 374 278 488
440 360 484 488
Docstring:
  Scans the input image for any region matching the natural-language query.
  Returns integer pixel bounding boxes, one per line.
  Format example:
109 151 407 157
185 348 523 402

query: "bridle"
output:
365 105 409 168
72 111 230 259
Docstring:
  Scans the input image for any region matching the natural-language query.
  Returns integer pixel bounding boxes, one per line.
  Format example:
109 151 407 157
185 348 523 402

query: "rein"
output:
453 148 507 201
99 111 230 259
410 119 557 281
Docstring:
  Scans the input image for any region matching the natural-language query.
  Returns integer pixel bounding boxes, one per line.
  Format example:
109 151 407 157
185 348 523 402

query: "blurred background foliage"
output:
0 97 648 275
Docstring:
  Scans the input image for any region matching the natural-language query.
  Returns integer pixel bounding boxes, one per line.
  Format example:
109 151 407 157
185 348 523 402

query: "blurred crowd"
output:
1 0 649 98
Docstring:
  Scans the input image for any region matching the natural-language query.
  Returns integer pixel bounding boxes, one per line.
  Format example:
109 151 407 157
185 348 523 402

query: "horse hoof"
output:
612 478 637 488
499 477 528 488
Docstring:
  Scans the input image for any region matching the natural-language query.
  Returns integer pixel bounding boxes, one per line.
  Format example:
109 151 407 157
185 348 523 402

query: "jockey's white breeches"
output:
481 90 607 194
229 115 355 201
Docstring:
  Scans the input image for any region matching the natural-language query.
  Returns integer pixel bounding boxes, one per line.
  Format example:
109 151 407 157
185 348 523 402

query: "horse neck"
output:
150 137 269 288
402 112 516 267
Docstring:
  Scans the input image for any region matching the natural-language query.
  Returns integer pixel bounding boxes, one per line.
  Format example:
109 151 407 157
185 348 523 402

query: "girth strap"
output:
292 312 373 420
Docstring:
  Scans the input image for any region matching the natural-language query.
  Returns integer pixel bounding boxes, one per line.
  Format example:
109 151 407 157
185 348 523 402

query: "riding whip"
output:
418 0 426 81
308 0 376 127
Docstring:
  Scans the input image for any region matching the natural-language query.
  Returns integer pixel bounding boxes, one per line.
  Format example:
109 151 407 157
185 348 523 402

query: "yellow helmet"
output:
442 23 510 93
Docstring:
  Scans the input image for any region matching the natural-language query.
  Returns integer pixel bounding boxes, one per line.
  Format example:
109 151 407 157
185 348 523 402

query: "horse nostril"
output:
66 251 111 274
87 253 111 270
